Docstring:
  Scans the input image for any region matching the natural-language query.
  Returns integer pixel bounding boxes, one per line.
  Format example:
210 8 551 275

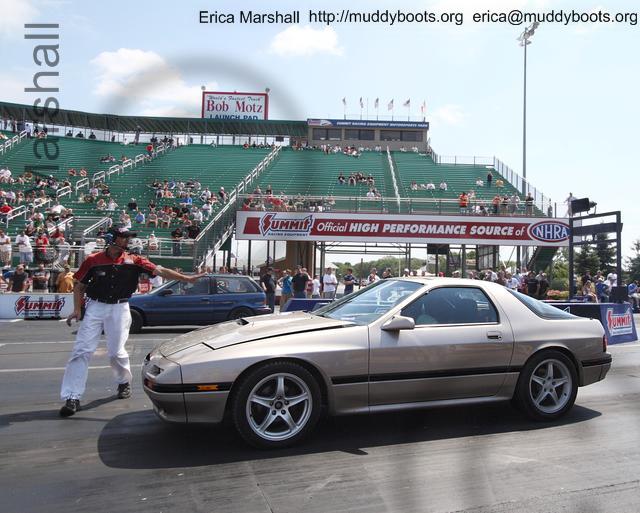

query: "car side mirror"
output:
159 289 173 296
381 315 415 331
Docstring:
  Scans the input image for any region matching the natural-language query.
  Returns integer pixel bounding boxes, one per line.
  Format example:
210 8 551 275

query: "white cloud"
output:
0 0 38 39
431 104 465 126
90 48 215 116
269 25 343 57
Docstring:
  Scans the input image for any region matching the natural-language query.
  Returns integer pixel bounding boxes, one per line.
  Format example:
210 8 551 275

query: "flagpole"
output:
366 98 369 120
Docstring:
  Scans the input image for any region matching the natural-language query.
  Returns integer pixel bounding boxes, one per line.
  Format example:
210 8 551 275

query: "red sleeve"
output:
75 255 94 283
133 254 157 274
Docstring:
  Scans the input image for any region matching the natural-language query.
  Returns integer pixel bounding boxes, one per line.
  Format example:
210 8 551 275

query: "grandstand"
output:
0 101 560 274
392 151 544 216
254 148 396 211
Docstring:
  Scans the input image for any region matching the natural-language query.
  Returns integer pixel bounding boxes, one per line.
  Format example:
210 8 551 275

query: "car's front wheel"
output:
231 361 321 449
514 350 578 421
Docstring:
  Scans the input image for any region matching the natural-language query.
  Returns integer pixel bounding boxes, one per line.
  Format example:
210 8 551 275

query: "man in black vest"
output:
59 225 202 417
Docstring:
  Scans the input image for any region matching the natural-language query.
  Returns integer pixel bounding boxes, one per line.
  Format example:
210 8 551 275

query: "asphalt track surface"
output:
1 318 639 513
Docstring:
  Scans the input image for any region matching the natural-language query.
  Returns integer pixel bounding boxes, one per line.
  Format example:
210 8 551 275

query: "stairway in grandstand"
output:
528 246 558 273
255 148 397 211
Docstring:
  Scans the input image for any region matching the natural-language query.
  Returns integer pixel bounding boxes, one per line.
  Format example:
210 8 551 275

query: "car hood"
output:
158 311 353 356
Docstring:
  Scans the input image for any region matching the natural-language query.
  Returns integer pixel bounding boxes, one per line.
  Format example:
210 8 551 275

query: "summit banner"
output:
236 212 570 246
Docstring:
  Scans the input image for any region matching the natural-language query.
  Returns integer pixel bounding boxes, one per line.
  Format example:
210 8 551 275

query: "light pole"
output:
517 21 539 196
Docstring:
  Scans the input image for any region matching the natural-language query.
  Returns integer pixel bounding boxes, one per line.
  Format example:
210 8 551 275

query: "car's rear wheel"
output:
228 307 253 320
129 309 143 334
514 350 578 421
231 361 321 449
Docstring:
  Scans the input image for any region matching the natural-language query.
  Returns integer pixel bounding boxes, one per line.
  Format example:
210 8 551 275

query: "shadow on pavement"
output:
0 396 119 428
98 403 601 469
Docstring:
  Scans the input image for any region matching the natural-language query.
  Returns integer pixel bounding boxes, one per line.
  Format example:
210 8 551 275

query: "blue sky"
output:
1 0 638 259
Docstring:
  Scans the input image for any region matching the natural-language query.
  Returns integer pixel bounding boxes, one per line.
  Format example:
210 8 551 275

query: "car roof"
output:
390 277 504 290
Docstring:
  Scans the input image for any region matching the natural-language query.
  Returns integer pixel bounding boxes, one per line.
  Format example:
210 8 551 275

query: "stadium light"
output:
517 22 540 194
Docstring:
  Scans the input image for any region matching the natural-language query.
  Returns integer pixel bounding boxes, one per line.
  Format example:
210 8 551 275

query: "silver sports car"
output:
142 278 611 448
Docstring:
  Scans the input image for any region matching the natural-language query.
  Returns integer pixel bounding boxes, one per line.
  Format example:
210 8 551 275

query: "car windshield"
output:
314 279 423 325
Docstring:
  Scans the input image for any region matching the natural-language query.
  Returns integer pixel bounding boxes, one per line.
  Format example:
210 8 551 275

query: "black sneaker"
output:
59 399 80 417
117 382 131 399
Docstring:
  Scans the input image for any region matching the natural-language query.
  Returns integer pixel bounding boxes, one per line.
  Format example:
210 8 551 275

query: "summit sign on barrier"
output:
236 212 570 246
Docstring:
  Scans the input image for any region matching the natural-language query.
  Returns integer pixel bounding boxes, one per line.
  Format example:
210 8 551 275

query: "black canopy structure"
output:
0 101 307 137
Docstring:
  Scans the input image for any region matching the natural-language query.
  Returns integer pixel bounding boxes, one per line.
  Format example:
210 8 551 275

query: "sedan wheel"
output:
228 307 252 320
515 350 578 421
232 361 321 448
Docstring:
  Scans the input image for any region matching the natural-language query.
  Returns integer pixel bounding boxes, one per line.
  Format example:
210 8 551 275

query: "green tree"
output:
626 239 640 282
574 245 601 279
549 249 569 291
595 233 616 274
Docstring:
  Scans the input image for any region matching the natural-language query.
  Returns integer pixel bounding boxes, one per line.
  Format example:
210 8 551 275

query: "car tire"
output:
129 309 143 334
228 307 253 320
231 361 321 449
514 350 578 421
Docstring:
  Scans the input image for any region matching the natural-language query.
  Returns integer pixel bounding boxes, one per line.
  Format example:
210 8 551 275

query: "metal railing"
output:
427 150 556 216
56 185 72 199
75 177 89 194
0 130 28 156
432 154 495 166
3 205 27 228
191 146 281 267
235 193 555 217
386 146 402 212
88 142 171 186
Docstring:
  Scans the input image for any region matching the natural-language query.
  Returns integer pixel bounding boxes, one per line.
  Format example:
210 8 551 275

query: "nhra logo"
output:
606 308 633 336
259 214 313 236
528 221 570 243
14 296 66 316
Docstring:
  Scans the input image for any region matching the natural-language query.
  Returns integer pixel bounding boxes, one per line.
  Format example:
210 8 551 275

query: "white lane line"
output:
0 364 144 373
0 319 23 323
0 344 5 348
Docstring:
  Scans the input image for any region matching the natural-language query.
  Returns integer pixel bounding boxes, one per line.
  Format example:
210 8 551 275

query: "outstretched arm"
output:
154 265 204 284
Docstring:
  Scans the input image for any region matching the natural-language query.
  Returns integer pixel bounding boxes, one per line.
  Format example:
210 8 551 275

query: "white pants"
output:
60 301 132 400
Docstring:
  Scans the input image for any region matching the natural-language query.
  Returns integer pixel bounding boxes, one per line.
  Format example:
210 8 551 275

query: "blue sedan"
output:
128 274 271 333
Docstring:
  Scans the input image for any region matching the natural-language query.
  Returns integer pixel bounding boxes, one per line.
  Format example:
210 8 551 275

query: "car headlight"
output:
147 364 164 377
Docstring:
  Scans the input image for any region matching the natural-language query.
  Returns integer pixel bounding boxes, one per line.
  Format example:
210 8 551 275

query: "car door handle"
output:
200 298 211 302
487 331 503 340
